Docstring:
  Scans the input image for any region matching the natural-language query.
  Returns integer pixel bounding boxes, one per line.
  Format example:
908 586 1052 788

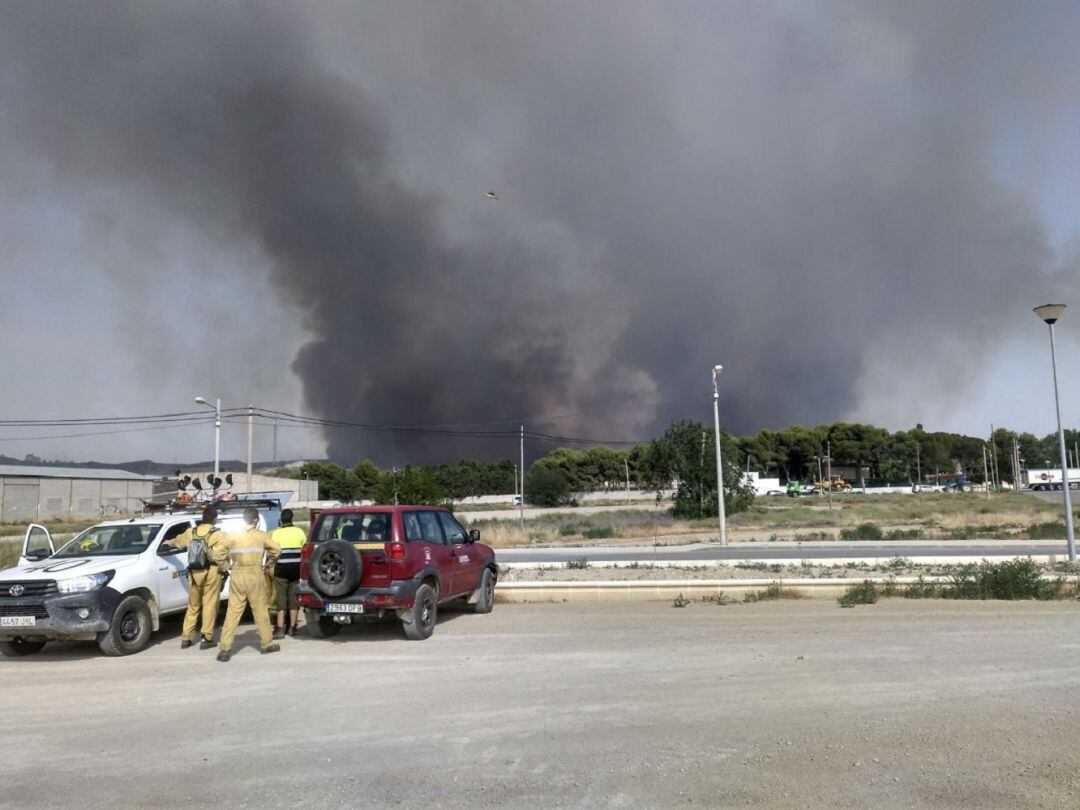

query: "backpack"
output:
187 527 219 571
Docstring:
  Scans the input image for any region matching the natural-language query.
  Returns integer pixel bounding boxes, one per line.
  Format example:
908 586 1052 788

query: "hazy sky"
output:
2 1 1079 466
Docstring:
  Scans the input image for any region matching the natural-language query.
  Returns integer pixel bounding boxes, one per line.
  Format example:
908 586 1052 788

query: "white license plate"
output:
0 616 36 628
326 603 364 614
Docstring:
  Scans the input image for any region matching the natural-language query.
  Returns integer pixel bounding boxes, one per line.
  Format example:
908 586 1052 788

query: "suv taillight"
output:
299 543 314 580
387 542 406 561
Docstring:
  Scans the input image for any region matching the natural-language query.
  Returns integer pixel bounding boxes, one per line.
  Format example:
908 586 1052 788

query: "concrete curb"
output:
501 554 1070 569
493 574 1080 602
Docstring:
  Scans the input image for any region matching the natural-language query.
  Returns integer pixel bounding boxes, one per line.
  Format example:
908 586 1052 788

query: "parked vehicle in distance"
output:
1023 468 1080 491
296 505 497 641
0 497 285 657
942 476 975 493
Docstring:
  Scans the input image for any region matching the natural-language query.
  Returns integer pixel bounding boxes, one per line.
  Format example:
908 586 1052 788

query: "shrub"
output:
1026 522 1067 540
840 522 884 541
566 556 589 570
583 526 614 539
885 528 924 541
743 584 805 602
885 556 912 571
904 576 942 598
702 591 732 606
838 580 878 607
672 593 690 608
559 525 578 536
929 559 1063 600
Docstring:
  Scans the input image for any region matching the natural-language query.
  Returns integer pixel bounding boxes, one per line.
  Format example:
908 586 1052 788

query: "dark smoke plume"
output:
1 3 1077 463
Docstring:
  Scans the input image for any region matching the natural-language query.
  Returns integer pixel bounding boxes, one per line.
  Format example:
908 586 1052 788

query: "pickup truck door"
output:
153 521 194 612
437 512 479 596
19 524 54 566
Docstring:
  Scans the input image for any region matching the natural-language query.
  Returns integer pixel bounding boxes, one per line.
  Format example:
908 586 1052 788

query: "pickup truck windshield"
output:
53 524 162 557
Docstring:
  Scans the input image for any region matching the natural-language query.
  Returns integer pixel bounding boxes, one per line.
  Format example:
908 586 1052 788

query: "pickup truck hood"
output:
0 555 141 582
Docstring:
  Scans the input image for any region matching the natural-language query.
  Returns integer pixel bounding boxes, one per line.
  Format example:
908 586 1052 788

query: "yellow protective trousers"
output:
181 567 223 642
218 566 275 652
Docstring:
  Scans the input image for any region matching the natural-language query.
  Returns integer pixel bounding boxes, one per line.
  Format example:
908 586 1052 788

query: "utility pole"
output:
624 457 631 503
246 403 254 494
916 443 921 485
711 365 727 545
982 445 991 500
272 417 278 468
519 425 525 529
825 441 833 512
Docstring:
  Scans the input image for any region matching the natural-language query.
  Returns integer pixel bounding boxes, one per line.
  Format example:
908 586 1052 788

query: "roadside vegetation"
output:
838 559 1073 606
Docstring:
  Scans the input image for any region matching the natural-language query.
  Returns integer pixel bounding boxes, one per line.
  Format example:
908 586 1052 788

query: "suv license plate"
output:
0 617 35 628
326 603 364 614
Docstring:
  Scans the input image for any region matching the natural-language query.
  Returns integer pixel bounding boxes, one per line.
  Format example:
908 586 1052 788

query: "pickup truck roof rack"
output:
140 494 289 514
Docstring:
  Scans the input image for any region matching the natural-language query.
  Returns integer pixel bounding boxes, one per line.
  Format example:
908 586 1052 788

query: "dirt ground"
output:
1 600 1078 808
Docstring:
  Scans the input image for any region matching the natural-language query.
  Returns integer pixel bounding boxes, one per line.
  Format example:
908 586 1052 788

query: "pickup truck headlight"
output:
57 571 114 594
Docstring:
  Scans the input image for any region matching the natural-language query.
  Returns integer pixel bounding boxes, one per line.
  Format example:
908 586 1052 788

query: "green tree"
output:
525 464 573 507
352 460 381 499
640 420 752 519
374 467 446 505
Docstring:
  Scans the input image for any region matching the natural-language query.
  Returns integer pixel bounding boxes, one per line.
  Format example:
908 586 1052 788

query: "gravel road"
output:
2 600 1078 808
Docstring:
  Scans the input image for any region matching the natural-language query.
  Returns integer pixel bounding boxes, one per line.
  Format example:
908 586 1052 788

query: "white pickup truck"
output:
0 497 286 658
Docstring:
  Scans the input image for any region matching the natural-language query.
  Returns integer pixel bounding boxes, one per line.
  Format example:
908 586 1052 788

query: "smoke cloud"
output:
1 2 1077 464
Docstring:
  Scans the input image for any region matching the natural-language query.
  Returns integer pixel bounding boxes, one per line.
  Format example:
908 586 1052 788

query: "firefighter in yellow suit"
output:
167 505 226 650
215 506 281 662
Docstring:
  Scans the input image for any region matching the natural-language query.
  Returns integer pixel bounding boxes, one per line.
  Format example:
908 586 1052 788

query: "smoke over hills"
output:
1 3 1077 464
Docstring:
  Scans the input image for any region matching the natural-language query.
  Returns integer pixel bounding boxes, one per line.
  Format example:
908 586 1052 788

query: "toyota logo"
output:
8 585 25 597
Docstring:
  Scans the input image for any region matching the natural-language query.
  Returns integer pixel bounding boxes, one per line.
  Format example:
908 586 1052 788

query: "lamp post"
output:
712 365 727 546
194 396 221 484
1033 304 1075 561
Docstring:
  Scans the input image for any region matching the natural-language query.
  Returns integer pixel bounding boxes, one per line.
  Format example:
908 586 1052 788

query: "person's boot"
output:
216 649 231 662
261 643 281 655
272 627 284 640
199 636 217 650
180 639 193 650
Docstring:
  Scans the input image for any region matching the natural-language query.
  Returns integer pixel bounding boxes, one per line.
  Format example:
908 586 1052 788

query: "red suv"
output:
295 505 497 640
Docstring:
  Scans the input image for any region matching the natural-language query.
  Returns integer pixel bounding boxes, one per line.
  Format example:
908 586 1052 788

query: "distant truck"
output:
1023 468 1080 491
742 472 782 497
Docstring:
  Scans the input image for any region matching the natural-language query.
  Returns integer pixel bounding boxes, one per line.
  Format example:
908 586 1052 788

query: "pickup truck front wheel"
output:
0 639 46 657
97 595 152 656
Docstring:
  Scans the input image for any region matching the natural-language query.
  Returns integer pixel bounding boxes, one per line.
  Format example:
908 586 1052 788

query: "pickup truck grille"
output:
0 581 58 599
0 603 50 619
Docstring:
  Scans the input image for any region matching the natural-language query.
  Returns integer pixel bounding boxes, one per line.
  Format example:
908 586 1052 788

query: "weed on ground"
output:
743 584 806 602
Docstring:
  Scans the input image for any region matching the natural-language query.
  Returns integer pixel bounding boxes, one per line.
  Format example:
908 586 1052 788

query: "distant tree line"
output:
272 421 1078 517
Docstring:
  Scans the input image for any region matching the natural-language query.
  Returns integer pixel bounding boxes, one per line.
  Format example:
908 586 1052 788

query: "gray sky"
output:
1 1 1078 465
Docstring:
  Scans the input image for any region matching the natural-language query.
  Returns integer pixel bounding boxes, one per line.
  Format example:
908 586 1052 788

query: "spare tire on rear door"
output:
308 540 362 597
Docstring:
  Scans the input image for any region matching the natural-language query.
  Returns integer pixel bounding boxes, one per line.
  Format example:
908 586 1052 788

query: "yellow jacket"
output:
217 525 280 573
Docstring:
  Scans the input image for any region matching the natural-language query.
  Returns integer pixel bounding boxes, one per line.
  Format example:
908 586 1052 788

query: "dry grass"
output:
468 492 1071 548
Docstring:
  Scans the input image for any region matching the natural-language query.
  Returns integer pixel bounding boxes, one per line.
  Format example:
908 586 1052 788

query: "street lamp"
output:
1033 304 1075 561
712 365 727 546
194 396 221 485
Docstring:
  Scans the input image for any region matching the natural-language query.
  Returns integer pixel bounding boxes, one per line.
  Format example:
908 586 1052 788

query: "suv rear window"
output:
314 512 391 543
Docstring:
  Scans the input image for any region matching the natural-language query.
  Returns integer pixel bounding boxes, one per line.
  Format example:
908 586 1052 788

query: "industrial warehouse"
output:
0 465 156 522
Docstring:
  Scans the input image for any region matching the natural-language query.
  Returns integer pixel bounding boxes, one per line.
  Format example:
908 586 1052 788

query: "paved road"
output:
1 601 1078 808
498 539 1073 564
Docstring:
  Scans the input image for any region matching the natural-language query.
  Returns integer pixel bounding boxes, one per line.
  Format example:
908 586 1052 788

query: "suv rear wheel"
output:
402 583 437 640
